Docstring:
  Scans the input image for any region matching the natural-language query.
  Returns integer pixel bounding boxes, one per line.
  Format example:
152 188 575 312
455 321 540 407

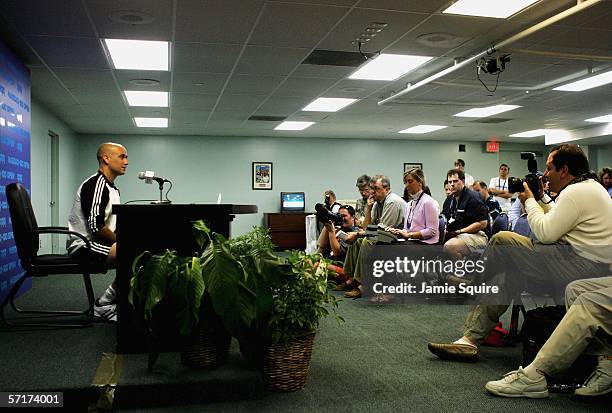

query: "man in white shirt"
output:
489 164 513 212
429 144 612 363
67 142 128 322
454 159 474 187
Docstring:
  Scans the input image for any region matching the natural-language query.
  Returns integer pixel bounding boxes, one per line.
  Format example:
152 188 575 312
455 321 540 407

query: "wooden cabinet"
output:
264 213 310 250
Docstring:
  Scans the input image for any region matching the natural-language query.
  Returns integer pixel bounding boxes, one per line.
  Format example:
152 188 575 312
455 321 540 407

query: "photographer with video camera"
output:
316 204 360 261
428 144 612 364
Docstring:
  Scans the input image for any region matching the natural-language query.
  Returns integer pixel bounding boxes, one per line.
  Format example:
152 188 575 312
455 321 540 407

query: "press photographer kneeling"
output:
316 204 360 262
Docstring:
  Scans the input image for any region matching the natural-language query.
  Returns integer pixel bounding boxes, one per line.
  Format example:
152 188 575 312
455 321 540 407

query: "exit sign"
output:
486 141 499 152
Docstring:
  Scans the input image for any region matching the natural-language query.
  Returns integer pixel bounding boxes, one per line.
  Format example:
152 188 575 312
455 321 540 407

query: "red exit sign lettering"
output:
486 141 499 152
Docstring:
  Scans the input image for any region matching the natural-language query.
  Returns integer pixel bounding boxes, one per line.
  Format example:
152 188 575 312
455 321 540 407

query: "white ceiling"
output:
1 0 611 144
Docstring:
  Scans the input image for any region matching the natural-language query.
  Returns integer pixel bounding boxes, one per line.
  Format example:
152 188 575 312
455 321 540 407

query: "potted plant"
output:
128 240 233 370
129 221 343 387
260 250 342 391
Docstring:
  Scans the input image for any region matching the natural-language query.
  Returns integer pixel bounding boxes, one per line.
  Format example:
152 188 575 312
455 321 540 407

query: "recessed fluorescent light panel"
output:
134 117 168 128
104 39 169 71
274 121 315 131
553 70 612 92
124 91 168 107
349 54 433 81
399 125 447 134
443 0 540 18
544 129 573 146
509 129 546 138
454 104 521 118
585 113 612 123
302 98 358 112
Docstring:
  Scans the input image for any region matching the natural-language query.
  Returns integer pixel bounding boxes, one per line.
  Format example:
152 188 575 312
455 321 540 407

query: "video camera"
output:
315 203 343 226
508 152 544 200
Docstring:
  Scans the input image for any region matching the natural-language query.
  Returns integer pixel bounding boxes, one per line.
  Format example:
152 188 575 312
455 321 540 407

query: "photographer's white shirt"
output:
525 179 612 264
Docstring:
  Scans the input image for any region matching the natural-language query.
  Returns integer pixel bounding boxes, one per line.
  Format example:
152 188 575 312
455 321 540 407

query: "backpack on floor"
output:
521 305 596 390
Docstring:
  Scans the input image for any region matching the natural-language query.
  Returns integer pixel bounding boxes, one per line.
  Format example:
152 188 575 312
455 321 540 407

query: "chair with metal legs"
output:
2 182 107 327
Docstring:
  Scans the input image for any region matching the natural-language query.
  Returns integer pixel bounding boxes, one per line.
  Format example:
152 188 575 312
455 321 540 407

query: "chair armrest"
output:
33 228 92 250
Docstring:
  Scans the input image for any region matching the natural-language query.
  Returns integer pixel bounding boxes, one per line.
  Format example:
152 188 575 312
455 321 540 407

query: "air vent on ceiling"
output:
248 115 287 122
470 118 513 124
302 50 374 67
109 11 154 25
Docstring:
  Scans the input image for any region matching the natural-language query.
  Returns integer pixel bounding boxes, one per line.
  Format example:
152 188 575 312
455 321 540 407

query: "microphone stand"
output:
151 180 171 204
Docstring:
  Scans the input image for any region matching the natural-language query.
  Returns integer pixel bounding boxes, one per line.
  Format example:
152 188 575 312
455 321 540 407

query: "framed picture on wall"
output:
252 162 273 190
403 163 423 174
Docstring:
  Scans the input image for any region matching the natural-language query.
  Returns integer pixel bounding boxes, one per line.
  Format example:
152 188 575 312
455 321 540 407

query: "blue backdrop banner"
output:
0 39 31 303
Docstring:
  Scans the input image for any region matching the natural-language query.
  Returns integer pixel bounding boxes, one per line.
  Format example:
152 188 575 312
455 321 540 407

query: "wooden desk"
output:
113 203 257 354
264 213 311 250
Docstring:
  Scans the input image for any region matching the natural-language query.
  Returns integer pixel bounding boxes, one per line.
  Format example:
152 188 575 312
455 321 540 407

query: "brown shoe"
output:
427 342 478 362
344 288 362 299
446 275 472 288
334 282 350 291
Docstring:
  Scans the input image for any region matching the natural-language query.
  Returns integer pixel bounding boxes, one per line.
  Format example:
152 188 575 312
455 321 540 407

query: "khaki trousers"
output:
463 231 609 342
533 277 612 375
343 238 376 282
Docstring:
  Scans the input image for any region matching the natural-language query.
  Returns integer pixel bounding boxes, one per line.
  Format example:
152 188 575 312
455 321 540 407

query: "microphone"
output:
138 170 169 184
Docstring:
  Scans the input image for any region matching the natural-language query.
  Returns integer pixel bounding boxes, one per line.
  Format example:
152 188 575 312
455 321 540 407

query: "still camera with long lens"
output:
508 152 544 200
314 203 343 225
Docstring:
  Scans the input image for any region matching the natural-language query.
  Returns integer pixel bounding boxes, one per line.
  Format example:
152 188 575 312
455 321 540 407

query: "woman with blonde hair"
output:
387 168 440 243
599 167 612 197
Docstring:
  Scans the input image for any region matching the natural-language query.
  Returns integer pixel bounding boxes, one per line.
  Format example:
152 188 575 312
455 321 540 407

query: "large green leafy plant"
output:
129 221 342 368
129 251 204 337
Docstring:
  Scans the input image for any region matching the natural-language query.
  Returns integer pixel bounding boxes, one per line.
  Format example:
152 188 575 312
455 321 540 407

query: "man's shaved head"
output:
97 142 125 164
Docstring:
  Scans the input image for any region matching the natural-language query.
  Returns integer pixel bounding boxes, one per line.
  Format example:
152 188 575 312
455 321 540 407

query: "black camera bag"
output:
522 305 596 389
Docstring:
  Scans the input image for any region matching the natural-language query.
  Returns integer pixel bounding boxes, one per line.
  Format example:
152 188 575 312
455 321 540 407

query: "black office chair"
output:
437 214 447 245
490 213 509 236
2 182 107 327
512 214 533 238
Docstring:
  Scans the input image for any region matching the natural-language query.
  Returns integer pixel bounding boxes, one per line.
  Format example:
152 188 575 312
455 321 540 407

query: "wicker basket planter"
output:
181 322 231 368
263 331 316 391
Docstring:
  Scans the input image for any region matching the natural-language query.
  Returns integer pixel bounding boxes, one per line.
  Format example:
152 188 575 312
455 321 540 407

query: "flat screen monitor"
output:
281 192 305 213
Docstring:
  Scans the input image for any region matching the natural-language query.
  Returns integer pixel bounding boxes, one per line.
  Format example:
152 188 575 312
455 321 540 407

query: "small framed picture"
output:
252 162 273 190
404 163 423 174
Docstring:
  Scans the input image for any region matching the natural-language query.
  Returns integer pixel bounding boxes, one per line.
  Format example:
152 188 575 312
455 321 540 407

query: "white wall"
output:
595 144 612 171
30 99 80 252
77 134 546 236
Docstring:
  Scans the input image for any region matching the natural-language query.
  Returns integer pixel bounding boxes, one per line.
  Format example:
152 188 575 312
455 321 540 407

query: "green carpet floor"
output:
0 273 609 412
137 296 606 413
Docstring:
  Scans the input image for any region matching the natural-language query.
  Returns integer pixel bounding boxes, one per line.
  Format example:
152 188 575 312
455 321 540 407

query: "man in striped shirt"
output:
67 142 128 321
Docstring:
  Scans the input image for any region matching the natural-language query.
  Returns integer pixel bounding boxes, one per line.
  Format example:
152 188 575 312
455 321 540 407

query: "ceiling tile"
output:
235 46 309 76
27 36 109 69
175 0 265 43
86 0 173 41
1 0 94 37
172 73 228 94
173 43 242 73
224 74 285 95
249 2 350 48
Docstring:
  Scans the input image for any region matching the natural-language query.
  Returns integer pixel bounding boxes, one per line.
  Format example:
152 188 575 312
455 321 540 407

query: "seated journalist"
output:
386 168 439 244
338 175 405 299
317 205 360 262
428 144 612 362
442 169 489 260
